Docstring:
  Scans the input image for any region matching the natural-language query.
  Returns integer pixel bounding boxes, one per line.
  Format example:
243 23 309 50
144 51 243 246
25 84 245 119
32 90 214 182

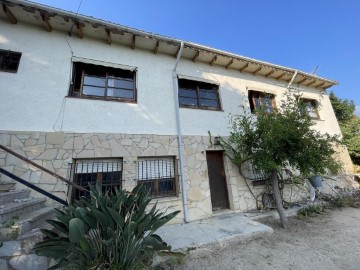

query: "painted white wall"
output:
0 22 342 137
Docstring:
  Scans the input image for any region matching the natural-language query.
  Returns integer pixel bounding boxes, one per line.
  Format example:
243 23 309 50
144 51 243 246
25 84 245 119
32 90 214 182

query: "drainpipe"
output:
172 42 189 223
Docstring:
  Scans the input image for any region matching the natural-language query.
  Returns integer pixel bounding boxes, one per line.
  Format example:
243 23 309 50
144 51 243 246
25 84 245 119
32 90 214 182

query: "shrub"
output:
34 184 180 269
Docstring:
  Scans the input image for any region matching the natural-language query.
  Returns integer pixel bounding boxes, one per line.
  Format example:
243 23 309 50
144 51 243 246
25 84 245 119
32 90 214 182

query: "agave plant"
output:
34 184 180 269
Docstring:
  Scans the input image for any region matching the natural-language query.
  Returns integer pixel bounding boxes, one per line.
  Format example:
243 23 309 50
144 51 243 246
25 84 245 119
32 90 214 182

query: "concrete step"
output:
0 197 46 223
18 206 55 236
0 189 29 205
0 182 16 192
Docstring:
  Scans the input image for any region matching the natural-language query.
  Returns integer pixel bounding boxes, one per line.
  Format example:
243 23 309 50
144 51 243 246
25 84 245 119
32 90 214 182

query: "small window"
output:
71 158 123 201
0 49 21 73
137 157 177 198
301 99 320 119
248 90 276 113
178 79 221 110
70 62 136 102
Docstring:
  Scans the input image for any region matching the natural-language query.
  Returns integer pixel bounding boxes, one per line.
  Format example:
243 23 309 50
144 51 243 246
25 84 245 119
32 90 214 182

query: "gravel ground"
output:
175 207 360 270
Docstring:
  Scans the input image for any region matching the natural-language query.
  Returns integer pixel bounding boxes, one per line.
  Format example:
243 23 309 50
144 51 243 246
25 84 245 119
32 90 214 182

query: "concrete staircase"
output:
0 181 55 270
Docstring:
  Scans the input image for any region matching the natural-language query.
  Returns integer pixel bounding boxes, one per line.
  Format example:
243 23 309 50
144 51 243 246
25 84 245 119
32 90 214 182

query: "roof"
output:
1 0 337 89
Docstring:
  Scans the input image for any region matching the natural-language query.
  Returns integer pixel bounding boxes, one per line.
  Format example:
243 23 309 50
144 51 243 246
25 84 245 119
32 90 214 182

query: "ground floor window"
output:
71 158 123 201
137 157 177 198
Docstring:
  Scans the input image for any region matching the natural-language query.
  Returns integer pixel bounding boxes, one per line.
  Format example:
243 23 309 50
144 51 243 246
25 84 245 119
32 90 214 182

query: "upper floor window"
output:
0 49 21 73
178 78 221 110
70 62 136 102
300 98 320 119
137 157 177 198
248 90 275 113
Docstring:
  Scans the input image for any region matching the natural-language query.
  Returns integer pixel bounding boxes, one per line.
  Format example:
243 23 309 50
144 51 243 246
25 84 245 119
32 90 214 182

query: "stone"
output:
37 149 58 160
0 134 11 145
23 144 46 156
46 132 65 145
62 138 74 150
0 259 8 270
142 146 155 156
121 139 132 146
187 187 206 202
10 135 24 149
155 146 168 156
109 139 130 156
73 137 84 150
30 132 40 140
9 254 49 270
24 139 37 146
0 241 22 257
76 149 95 158
138 138 148 148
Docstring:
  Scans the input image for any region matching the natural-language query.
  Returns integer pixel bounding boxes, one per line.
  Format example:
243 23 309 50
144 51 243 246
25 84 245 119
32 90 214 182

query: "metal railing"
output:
0 144 88 205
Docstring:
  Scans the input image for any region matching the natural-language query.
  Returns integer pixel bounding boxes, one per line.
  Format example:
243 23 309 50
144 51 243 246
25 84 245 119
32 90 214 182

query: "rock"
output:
46 133 65 145
37 149 58 161
0 241 22 257
9 254 48 270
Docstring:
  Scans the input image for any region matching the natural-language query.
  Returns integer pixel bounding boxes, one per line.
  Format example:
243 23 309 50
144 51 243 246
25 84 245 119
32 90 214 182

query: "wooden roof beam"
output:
154 40 160 54
132 35 136 49
239 63 249 72
297 77 307 85
105 29 111 45
306 79 317 87
315 82 325 89
226 59 233 69
253 66 262 75
265 70 274 78
75 22 83 39
2 4 17 24
210 55 217 66
40 12 52 32
275 72 286 80
192 51 200 62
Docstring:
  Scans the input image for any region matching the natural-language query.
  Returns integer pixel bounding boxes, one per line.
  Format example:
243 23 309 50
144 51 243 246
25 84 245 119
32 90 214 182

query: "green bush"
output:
34 184 180 269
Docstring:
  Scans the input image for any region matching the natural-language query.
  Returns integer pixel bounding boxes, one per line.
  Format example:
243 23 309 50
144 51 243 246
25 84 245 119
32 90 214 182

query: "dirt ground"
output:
175 207 360 270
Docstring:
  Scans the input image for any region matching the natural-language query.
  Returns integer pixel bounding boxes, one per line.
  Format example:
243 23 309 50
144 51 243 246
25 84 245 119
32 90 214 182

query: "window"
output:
71 158 123 201
178 79 221 110
248 90 276 113
300 99 320 119
70 62 136 102
137 157 177 198
0 49 21 73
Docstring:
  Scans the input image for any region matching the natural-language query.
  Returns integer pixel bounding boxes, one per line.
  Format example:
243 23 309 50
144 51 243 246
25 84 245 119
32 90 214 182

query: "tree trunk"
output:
271 169 289 228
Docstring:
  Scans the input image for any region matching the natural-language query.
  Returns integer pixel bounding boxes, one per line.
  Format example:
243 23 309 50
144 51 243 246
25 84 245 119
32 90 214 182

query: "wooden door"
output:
206 151 229 210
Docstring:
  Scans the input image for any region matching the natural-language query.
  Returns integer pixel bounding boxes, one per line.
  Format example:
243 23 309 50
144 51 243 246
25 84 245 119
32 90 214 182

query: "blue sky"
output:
31 0 359 115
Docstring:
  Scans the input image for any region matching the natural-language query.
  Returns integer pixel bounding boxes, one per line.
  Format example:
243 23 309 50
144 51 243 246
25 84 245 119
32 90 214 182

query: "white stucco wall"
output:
0 22 342 137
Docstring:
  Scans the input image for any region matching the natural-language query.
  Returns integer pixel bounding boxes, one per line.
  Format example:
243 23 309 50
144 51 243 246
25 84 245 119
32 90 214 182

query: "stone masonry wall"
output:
0 130 353 224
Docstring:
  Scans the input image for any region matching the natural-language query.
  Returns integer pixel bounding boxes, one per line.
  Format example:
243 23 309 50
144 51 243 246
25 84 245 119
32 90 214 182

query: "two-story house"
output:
0 0 353 224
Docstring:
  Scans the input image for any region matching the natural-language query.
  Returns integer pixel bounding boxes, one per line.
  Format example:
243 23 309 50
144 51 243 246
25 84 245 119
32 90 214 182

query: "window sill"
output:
66 95 137 104
148 196 181 203
179 106 224 112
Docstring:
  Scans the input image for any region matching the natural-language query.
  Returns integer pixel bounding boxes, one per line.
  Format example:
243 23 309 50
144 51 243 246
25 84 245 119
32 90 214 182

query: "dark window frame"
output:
178 78 222 111
0 49 22 73
248 90 276 113
300 98 320 120
70 158 123 202
69 62 137 103
137 156 178 198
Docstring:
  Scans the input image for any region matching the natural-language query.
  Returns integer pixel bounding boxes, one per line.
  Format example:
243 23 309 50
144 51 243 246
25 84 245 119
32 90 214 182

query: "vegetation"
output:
298 188 360 217
34 184 180 270
219 93 342 228
329 91 360 166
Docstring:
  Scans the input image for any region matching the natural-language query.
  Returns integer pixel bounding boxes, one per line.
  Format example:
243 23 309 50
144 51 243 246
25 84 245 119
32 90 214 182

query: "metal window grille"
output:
70 159 123 201
137 157 176 198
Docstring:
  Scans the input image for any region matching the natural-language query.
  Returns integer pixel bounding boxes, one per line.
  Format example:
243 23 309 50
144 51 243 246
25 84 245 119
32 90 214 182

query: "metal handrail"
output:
0 144 87 192
0 168 68 206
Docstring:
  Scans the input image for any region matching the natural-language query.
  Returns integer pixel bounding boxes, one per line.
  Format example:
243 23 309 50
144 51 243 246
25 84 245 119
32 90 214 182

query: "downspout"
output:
172 41 189 223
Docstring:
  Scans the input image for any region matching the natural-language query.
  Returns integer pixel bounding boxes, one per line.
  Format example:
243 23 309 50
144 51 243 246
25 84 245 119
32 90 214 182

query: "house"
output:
0 0 354 224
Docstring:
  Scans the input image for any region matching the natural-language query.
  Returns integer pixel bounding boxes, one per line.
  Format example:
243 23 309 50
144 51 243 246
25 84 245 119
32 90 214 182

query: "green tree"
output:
220 95 342 228
329 91 360 165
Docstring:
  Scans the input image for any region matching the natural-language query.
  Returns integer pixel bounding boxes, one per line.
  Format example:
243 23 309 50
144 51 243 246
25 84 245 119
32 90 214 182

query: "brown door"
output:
206 151 229 210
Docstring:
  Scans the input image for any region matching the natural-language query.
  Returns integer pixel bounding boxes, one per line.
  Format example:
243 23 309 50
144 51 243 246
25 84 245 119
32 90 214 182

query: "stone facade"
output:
0 130 354 224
